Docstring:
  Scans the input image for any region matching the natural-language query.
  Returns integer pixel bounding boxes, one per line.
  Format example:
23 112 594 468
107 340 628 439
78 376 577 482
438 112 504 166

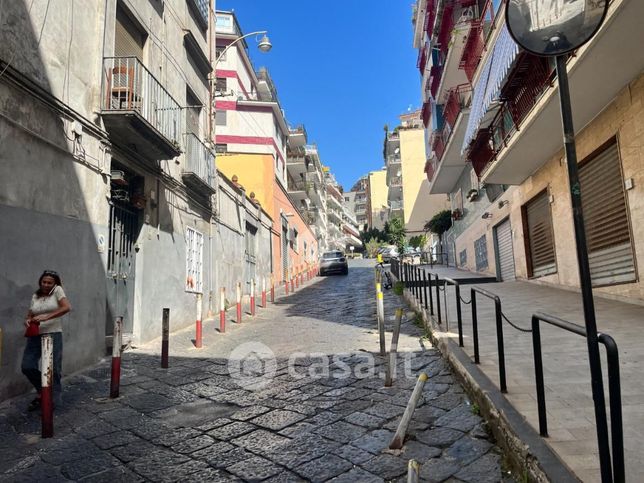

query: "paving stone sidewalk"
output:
0 260 513 482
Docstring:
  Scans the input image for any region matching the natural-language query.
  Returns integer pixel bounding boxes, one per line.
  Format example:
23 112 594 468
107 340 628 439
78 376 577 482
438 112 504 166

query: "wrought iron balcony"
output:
102 57 181 160
469 53 555 178
182 133 216 194
389 176 403 188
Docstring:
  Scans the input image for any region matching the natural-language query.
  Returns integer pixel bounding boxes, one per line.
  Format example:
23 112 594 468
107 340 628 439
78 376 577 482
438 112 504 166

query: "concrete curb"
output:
400 286 580 483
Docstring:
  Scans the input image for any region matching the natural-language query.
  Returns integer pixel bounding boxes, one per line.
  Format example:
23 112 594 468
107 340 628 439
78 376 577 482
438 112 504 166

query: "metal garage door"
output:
495 219 515 281
579 141 635 286
525 191 557 277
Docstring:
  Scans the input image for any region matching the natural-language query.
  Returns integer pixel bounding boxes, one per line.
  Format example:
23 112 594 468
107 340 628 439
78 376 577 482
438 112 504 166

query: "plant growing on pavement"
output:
393 281 405 296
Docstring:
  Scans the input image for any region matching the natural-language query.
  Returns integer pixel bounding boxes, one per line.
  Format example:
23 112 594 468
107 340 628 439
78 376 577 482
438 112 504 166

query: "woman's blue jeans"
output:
21 332 63 405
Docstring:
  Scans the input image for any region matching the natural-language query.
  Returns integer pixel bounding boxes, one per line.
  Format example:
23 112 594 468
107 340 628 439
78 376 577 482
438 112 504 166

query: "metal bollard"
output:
250 279 256 316
219 287 226 333
385 308 403 387
261 277 267 307
271 278 275 303
285 273 289 295
291 274 295 293
389 373 428 449
236 282 242 323
195 293 203 348
161 308 169 368
41 334 54 438
377 289 386 356
110 317 123 398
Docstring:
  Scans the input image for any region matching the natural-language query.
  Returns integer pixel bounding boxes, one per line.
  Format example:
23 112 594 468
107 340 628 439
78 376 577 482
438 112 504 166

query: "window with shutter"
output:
186 89 201 136
524 191 557 277
579 141 636 286
115 6 145 59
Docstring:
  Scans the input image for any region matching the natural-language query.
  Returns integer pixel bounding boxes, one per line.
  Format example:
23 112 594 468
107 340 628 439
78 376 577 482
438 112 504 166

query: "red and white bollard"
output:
110 317 123 399
161 308 169 368
250 279 256 316
219 287 226 333
236 282 242 323
41 334 54 438
195 293 203 348
261 277 267 307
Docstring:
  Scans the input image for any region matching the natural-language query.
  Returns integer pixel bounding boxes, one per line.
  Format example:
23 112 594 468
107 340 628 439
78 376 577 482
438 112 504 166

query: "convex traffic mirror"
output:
506 0 609 56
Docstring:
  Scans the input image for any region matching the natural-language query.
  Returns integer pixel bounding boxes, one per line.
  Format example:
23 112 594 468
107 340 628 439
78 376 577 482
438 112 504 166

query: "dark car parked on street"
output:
319 251 348 276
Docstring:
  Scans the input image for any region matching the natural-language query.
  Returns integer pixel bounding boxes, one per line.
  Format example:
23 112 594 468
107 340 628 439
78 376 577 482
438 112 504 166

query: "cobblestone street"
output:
0 260 511 482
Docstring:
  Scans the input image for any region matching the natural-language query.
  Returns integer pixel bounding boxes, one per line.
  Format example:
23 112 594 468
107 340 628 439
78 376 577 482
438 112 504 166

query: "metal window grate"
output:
185 227 204 293
474 235 488 271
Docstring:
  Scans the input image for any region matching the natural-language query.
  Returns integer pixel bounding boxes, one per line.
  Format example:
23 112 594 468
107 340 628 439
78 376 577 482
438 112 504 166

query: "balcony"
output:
102 57 181 160
389 176 403 188
389 200 404 212
429 84 472 194
328 208 343 223
468 0 644 185
327 193 342 210
182 134 216 195
256 67 279 105
288 125 307 148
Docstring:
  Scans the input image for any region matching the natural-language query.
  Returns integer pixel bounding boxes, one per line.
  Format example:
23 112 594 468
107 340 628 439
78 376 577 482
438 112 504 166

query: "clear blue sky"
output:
217 0 421 191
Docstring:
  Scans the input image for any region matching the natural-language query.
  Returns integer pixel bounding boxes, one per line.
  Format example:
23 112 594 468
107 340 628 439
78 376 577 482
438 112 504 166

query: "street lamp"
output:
505 1 616 482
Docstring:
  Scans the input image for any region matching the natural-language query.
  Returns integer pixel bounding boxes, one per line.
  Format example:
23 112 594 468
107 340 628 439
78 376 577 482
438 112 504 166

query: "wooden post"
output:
161 308 169 368
41 334 54 438
377 289 386 356
195 293 203 348
110 317 123 398
389 373 428 449
219 287 226 333
385 308 403 387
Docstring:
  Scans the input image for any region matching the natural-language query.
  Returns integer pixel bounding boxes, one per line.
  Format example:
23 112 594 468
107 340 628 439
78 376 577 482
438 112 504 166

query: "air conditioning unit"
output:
110 170 128 185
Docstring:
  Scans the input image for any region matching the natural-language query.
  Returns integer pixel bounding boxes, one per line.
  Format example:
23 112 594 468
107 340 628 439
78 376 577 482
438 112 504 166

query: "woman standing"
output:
22 270 71 411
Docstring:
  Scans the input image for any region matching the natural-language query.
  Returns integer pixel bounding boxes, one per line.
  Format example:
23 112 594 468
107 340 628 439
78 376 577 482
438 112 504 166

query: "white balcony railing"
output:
102 57 180 145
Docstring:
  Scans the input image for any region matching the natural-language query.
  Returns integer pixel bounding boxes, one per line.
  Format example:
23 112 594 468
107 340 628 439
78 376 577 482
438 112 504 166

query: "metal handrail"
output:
531 312 624 483
470 286 507 393
102 56 180 144
443 277 464 347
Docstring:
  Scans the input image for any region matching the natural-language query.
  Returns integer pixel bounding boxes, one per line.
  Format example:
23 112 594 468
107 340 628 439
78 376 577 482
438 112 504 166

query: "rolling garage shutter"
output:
495 219 515 281
579 142 635 286
115 7 145 59
526 191 556 277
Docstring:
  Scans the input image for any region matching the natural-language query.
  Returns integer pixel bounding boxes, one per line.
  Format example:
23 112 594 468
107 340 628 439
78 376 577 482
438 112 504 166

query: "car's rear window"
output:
323 252 343 259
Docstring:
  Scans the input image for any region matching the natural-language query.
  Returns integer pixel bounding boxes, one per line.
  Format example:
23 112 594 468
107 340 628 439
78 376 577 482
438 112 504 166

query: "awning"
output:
461 25 519 154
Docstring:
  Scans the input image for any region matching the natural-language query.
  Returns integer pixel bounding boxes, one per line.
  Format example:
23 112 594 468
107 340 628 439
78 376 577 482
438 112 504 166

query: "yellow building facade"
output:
399 127 449 238
368 169 389 230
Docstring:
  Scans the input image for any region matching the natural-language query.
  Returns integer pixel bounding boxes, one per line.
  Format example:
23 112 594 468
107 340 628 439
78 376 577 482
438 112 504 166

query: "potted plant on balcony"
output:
131 192 147 210
451 208 463 220
466 188 479 201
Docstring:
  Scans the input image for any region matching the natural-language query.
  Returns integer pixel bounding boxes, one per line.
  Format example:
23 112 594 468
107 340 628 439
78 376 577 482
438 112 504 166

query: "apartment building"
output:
214 10 318 282
0 0 277 401
286 129 328 253
414 0 644 302
325 171 346 250
385 110 448 242
349 176 369 230
368 169 389 230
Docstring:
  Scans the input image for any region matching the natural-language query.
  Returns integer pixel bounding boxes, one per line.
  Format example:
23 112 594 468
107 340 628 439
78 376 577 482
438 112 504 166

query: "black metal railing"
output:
470 286 507 393
531 312 624 483
391 259 625 483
